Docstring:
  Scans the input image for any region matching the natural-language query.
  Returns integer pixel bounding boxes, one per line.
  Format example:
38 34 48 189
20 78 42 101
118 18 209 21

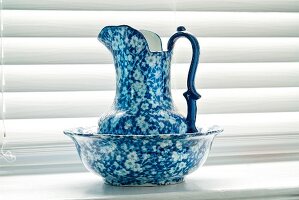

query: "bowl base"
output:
104 177 185 187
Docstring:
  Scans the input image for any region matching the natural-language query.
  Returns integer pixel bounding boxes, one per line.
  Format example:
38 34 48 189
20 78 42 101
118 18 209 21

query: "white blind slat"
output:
4 11 299 37
3 88 299 119
2 63 299 92
5 113 299 147
4 0 299 12
5 133 299 163
3 37 299 64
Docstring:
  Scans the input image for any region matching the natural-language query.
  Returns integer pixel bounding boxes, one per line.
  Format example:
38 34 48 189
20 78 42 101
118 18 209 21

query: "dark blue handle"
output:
167 26 201 133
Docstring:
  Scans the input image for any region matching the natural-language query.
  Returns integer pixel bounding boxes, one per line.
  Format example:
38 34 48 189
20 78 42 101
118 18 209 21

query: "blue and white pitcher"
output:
97 25 200 135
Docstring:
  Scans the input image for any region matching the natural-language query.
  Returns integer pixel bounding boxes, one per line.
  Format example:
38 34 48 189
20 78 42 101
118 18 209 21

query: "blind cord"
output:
0 0 16 163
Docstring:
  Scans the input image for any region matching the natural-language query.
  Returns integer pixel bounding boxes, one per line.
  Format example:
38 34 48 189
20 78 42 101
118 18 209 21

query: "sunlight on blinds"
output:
1 0 299 175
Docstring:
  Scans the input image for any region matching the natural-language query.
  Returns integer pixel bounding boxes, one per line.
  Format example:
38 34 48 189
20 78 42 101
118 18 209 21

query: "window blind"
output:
1 0 299 175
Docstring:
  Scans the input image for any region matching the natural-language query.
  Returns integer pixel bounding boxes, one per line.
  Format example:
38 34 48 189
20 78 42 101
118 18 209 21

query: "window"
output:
1 0 299 198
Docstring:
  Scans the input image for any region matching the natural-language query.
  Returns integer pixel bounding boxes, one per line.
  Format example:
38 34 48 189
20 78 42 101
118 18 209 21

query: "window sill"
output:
2 161 299 200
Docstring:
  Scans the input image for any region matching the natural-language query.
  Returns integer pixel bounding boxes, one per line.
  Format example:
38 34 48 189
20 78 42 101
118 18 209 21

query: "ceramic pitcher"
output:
97 25 200 135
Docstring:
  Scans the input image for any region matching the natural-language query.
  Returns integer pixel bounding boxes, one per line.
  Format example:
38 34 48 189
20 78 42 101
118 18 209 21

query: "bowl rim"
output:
63 126 223 139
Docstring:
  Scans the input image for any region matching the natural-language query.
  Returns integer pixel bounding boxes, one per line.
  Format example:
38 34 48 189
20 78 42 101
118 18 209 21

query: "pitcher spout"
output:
98 25 164 53
98 25 124 52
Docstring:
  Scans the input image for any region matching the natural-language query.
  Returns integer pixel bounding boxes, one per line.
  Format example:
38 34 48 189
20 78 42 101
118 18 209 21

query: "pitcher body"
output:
98 25 200 135
98 25 188 135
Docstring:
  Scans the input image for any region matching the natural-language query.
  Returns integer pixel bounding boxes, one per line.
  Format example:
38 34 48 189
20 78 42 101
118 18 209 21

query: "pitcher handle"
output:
167 26 201 133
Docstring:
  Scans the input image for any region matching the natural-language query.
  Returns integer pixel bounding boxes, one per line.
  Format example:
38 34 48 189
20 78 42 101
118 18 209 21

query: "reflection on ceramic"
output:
97 25 200 135
64 126 222 186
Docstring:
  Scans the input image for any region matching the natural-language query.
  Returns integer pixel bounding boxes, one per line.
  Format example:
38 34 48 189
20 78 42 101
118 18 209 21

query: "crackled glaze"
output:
64 126 222 186
97 25 189 135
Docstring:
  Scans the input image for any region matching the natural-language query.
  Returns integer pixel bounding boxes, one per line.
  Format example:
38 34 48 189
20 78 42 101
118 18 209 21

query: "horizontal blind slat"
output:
3 37 299 64
3 0 299 12
5 113 299 147
4 136 299 174
3 63 299 92
4 11 299 37
3 88 299 119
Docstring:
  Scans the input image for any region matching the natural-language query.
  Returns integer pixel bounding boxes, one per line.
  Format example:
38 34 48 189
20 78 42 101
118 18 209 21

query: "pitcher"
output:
97 25 200 135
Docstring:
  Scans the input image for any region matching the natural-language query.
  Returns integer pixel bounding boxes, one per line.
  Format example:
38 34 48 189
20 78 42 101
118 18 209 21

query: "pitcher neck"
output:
113 53 174 111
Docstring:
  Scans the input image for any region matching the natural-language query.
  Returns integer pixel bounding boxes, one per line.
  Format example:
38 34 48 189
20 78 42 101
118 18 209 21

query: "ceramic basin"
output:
64 126 222 186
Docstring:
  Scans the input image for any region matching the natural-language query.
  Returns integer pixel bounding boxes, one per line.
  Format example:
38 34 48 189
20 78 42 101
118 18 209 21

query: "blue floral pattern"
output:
64 26 223 186
97 25 188 135
64 126 222 186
